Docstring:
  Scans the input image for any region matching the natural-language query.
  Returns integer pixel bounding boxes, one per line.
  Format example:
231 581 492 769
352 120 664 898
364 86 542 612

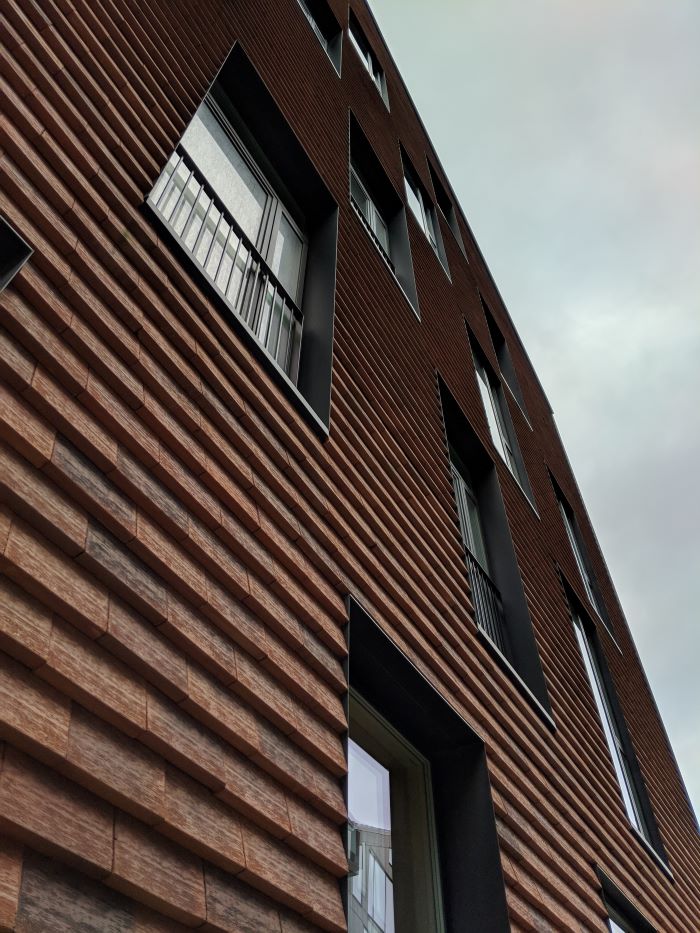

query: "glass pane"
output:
573 618 647 835
405 177 424 229
351 170 371 222
424 206 438 247
373 211 390 253
476 367 509 464
348 739 395 933
181 103 268 244
271 214 304 301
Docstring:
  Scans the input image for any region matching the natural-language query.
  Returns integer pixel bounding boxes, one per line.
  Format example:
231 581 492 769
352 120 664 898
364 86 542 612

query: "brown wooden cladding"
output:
1 0 698 930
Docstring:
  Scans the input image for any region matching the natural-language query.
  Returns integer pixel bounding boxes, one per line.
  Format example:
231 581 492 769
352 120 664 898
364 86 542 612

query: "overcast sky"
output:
369 0 699 814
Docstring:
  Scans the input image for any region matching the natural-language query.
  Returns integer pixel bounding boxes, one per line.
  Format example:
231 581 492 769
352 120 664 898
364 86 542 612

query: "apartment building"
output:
1 0 698 930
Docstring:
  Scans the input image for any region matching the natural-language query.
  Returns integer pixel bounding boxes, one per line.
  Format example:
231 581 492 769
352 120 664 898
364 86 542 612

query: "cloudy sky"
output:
369 0 700 813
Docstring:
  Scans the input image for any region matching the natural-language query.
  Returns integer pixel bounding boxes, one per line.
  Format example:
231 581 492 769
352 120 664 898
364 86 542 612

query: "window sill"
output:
476 627 556 732
143 201 330 442
631 826 673 881
349 199 420 321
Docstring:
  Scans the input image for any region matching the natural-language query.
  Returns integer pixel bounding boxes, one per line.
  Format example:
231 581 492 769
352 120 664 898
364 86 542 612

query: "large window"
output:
480 294 527 413
441 377 552 719
572 610 656 846
347 597 511 933
348 11 388 105
349 115 420 316
146 46 338 431
150 94 305 383
348 695 442 933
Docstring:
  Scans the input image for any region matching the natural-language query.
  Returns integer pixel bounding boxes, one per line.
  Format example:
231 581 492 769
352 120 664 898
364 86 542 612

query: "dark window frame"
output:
144 44 339 437
346 596 511 933
0 217 33 292
596 866 659 933
565 588 669 869
347 9 389 107
401 146 450 277
439 375 553 724
479 292 528 416
426 160 467 257
296 0 343 73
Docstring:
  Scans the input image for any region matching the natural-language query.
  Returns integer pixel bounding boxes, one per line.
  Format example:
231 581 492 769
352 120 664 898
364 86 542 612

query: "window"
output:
596 867 659 933
440 377 552 719
572 610 657 846
0 217 33 292
427 161 466 256
146 46 338 431
554 482 606 620
350 166 390 256
480 294 527 413
349 115 419 315
297 0 342 72
348 11 388 105
471 339 533 499
401 148 449 275
347 597 511 933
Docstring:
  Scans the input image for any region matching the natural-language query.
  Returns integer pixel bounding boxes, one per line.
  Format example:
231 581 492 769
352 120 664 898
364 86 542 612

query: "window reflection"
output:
348 739 395 933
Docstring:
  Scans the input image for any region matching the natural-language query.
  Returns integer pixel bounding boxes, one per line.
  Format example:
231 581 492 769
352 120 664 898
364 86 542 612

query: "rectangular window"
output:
297 0 342 71
572 611 650 839
556 486 605 619
348 11 388 105
471 343 533 500
350 166 390 257
349 115 420 316
480 293 527 413
401 147 449 274
441 378 552 719
347 597 512 932
145 46 339 432
427 161 466 255
149 94 306 383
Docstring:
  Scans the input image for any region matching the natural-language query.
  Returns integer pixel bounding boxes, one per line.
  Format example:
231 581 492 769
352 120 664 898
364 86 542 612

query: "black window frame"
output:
400 146 450 277
596 866 659 933
479 292 528 415
144 44 339 436
345 596 511 933
349 113 420 317
347 9 389 107
426 160 467 257
566 588 669 869
0 217 33 293
440 376 553 724
296 0 343 73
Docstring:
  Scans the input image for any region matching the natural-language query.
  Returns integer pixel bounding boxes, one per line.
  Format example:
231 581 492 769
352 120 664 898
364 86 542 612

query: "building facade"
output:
1 0 698 930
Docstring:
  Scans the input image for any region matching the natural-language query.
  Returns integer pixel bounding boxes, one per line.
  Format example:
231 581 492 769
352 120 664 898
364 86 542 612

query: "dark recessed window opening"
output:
427 161 466 256
469 332 534 502
440 377 552 720
348 10 389 106
0 217 33 292
347 597 511 933
551 474 608 625
480 293 527 412
297 0 342 72
596 867 659 933
569 601 666 863
349 114 419 316
146 45 338 432
401 146 449 276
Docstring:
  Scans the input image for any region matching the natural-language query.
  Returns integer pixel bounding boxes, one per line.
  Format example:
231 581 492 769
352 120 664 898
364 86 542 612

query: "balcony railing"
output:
465 549 508 656
149 147 303 383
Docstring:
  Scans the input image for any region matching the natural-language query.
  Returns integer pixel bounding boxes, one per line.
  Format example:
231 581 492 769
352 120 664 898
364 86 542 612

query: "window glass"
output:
451 461 489 570
476 367 509 463
348 696 443 933
573 614 648 837
271 213 304 301
405 178 424 228
560 501 602 613
181 104 268 244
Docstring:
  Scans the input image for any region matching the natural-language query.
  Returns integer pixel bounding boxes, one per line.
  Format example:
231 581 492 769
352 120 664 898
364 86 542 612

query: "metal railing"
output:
465 549 508 655
149 147 303 383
